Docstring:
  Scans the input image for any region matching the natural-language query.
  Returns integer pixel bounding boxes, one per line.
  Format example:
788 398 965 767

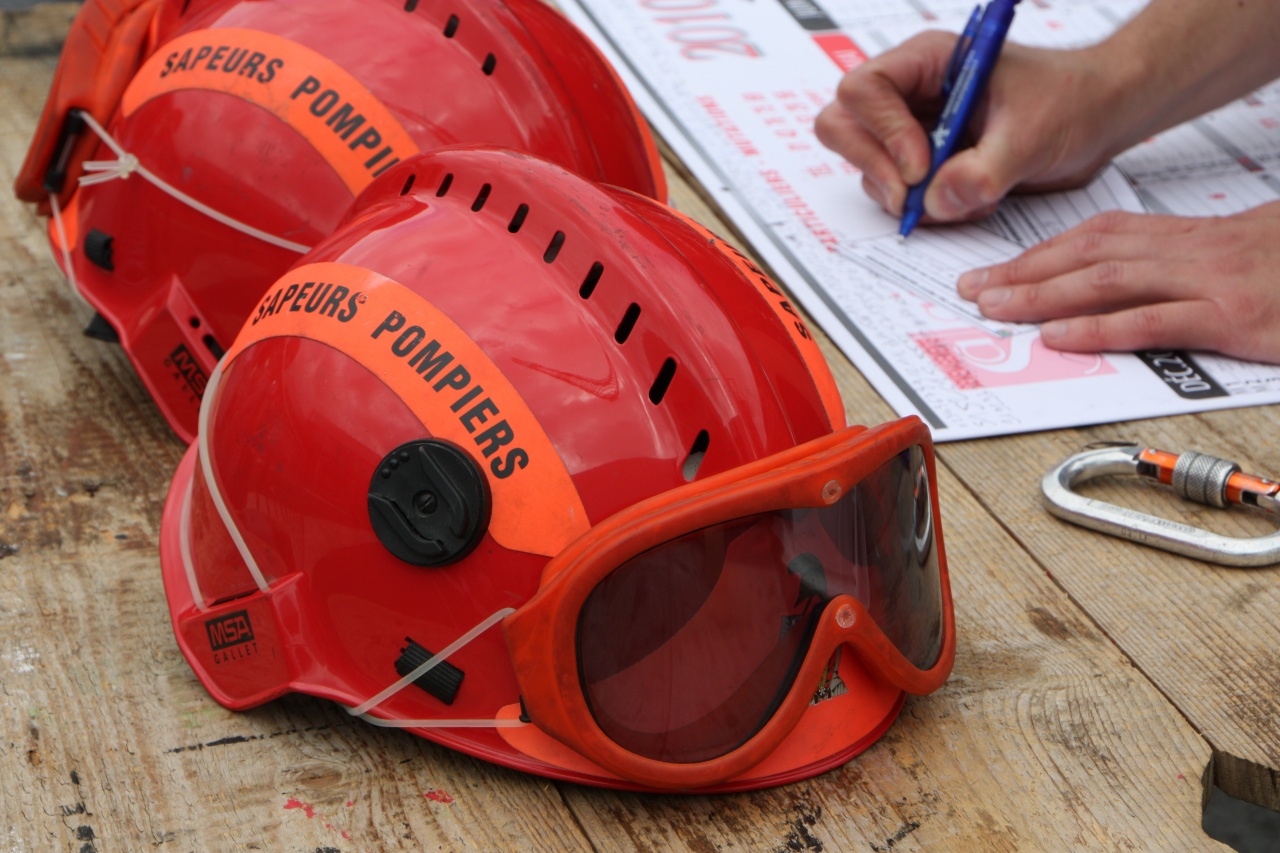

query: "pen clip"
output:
943 5 982 97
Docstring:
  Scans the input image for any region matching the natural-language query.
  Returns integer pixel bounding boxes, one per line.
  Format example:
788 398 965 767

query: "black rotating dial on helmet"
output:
368 439 490 566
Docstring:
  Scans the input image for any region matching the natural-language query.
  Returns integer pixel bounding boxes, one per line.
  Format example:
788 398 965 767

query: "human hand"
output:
956 201 1280 364
814 32 1130 223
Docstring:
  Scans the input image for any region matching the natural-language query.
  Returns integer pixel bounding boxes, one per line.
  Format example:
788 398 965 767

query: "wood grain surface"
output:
0 4 1267 850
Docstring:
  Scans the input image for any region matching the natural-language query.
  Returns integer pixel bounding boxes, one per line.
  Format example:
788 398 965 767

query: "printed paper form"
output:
836 166 1144 335
1117 81 1280 216
559 0 1280 441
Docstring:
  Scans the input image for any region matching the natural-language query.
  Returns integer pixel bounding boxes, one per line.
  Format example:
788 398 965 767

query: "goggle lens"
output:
576 445 942 764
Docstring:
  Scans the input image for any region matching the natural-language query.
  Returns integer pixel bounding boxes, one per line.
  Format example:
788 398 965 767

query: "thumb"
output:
923 136 1024 221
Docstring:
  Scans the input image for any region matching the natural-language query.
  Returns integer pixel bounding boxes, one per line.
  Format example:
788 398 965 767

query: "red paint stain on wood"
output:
284 798 317 818
423 789 455 804
284 798 356 843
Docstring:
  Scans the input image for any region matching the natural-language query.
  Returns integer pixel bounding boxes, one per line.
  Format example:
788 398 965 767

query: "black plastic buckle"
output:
43 110 88 196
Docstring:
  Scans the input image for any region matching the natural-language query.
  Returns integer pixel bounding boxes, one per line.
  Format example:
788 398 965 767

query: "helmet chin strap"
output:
70 110 313 254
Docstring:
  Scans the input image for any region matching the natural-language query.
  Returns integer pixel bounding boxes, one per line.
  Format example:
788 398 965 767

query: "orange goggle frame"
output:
504 415 955 790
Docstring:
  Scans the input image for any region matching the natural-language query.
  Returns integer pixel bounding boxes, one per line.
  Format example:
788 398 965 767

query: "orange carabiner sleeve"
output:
14 0 163 209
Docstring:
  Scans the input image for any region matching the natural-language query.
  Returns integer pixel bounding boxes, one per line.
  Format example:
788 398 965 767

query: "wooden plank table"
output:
2 5 1277 850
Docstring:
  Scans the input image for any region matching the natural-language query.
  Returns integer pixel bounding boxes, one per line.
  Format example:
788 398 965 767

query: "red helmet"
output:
14 0 664 442
158 146 954 792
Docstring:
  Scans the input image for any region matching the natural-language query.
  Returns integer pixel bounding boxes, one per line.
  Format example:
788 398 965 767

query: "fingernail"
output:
889 144 912 179
978 287 1009 309
1041 320 1067 343
957 268 988 298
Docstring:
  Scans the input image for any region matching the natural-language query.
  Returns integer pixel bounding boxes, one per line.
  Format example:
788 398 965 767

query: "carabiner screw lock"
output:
1042 443 1280 568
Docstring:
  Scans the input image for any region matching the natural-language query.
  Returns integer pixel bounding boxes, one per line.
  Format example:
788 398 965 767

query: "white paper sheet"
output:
559 0 1280 440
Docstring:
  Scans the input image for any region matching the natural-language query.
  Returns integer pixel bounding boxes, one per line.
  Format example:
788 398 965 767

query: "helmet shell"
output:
159 146 883 792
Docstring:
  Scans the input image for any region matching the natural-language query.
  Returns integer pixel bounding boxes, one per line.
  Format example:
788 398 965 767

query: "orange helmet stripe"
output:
121 29 420 195
223 262 590 558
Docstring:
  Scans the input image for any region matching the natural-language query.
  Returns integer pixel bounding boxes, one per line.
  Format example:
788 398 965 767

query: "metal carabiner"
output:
1041 442 1280 567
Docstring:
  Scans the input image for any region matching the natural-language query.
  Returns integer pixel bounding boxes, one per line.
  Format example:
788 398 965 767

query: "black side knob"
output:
368 440 489 566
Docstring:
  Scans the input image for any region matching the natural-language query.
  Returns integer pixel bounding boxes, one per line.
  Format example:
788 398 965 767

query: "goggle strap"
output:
346 607 516 718
197 360 271 595
74 111 312 254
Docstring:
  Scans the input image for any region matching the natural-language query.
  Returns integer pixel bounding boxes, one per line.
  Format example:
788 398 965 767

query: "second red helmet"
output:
14 0 664 442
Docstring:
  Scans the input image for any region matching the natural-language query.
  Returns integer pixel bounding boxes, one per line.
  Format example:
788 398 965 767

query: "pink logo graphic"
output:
913 328 1114 388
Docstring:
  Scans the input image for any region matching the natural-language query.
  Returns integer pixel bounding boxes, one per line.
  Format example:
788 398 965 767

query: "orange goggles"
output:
504 415 955 789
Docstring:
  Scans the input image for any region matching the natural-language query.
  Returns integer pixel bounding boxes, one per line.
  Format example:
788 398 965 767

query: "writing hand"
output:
957 201 1280 363
815 33 1135 223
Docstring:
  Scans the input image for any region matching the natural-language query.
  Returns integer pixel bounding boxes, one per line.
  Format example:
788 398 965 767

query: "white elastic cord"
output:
196 370 519 728
74 111 312 254
345 607 524 728
197 360 271 593
47 194 85 302
178 473 208 611
190 347 518 729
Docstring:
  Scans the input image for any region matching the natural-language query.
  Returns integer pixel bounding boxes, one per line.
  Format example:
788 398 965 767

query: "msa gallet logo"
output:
166 343 209 397
206 611 259 664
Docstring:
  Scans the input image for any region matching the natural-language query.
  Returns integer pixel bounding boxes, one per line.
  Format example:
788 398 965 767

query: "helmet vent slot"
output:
482 53 497 75
543 231 565 263
444 14 460 37
400 174 416 196
579 262 604 298
508 204 529 233
614 303 641 343
682 430 710 481
403 0 418 10
649 358 677 404
471 183 491 212
436 173 454 197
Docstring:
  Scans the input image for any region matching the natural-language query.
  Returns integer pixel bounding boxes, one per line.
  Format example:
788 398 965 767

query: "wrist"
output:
1073 37 1169 161
1087 0 1280 149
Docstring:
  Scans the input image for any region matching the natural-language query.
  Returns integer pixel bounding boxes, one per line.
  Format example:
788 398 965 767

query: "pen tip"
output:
897 234 906 245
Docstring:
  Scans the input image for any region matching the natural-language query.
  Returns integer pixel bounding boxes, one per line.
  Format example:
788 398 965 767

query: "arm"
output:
951 1 1280 363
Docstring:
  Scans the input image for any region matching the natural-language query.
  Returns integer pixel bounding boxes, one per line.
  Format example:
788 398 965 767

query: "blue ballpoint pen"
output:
942 6 981 99
899 0 1021 240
